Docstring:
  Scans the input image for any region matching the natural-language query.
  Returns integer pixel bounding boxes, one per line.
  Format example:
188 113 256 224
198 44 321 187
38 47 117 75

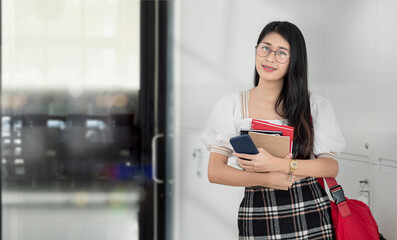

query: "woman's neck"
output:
252 78 284 102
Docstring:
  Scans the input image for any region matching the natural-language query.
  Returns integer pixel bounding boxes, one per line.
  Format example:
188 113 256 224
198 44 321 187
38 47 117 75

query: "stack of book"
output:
241 119 294 190
241 119 294 158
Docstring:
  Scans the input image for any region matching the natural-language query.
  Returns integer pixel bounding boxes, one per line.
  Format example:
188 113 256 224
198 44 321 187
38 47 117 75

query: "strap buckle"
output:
330 185 346 205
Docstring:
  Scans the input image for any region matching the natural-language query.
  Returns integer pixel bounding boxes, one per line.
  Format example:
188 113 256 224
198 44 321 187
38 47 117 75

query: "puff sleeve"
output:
311 93 346 159
201 93 240 158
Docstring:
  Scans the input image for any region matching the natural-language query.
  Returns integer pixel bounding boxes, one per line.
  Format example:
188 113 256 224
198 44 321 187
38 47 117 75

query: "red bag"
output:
318 178 380 240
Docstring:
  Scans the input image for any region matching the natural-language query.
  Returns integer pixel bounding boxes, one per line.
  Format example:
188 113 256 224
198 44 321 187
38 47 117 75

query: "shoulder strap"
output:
312 109 351 216
318 177 352 217
241 90 249 119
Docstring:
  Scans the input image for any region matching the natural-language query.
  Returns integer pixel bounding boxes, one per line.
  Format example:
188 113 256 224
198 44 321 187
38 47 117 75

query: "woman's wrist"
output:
273 157 291 173
257 171 277 187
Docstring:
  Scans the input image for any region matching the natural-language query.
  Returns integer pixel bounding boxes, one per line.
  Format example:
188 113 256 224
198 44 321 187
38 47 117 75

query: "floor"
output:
2 190 141 240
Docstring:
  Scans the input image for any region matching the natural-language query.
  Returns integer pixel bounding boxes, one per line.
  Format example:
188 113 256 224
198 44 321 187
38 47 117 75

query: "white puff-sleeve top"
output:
201 90 345 159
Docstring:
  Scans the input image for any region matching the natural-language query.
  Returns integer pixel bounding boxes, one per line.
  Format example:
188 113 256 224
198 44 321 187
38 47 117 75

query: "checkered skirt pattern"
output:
238 177 334 240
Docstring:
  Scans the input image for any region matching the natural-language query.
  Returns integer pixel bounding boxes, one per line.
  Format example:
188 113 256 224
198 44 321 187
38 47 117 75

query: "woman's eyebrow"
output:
262 41 289 51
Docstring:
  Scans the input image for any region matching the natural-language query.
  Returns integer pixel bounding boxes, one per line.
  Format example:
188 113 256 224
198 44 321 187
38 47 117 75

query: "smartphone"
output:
229 135 259 160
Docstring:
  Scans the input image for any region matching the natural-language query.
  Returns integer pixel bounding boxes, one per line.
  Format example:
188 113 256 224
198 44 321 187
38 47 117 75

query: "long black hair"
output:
254 21 313 159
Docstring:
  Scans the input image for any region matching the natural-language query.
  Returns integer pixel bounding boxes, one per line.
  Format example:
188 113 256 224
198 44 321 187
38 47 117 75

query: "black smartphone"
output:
229 135 259 160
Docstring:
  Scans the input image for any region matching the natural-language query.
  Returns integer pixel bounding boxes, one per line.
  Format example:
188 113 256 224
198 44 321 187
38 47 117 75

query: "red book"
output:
251 119 294 152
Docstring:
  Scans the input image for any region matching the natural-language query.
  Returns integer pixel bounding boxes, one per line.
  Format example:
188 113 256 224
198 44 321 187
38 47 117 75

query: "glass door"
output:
1 0 172 239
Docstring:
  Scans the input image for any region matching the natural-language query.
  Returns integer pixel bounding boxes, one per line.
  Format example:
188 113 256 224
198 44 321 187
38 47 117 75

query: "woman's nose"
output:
265 51 276 62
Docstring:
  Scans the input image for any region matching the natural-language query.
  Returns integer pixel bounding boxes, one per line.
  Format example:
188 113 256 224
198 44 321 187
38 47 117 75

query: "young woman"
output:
202 21 345 239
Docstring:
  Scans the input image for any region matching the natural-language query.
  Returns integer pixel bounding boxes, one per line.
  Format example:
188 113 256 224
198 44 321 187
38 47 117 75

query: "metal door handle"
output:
151 133 164 184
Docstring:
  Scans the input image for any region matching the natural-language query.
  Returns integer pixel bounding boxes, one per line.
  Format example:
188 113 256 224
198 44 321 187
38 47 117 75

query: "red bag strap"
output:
317 177 352 217
312 114 351 217
317 177 325 188
316 177 338 192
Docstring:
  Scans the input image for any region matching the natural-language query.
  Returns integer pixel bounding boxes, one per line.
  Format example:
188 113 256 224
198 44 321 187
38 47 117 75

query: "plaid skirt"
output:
238 177 334 240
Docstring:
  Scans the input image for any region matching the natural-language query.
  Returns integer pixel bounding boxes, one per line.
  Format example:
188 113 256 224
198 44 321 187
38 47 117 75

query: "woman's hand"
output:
260 171 307 188
261 171 293 188
234 149 291 173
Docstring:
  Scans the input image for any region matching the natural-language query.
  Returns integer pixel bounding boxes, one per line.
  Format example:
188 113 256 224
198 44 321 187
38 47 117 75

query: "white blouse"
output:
201 90 345 160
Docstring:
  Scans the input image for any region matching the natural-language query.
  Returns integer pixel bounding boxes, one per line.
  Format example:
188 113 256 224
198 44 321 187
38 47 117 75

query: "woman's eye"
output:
277 50 288 57
262 46 270 51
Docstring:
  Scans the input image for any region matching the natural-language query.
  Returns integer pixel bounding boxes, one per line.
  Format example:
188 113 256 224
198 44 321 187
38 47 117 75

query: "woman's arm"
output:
208 152 295 188
235 148 339 178
277 156 338 178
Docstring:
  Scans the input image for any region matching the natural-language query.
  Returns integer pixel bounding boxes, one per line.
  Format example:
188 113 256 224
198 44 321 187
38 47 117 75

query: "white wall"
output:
173 0 397 239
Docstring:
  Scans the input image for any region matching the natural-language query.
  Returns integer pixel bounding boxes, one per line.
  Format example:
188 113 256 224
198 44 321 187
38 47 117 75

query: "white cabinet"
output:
371 4 397 238
321 0 377 160
336 155 373 207
373 164 397 239
374 0 397 164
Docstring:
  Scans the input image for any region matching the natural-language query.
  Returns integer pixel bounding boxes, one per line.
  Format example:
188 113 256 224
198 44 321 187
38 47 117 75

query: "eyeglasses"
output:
255 43 290 64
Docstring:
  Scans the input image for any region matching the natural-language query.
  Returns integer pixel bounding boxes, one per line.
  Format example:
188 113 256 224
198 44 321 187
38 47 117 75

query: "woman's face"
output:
255 32 290 83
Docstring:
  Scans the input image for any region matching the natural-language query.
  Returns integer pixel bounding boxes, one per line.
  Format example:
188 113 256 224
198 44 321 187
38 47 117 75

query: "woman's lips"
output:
262 65 276 72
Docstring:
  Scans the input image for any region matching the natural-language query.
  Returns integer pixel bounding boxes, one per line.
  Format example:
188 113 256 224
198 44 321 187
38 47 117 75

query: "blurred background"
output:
1 0 172 239
2 0 397 240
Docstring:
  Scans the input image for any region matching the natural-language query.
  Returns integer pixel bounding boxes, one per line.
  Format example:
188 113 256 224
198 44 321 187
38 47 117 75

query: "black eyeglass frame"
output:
255 44 290 64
